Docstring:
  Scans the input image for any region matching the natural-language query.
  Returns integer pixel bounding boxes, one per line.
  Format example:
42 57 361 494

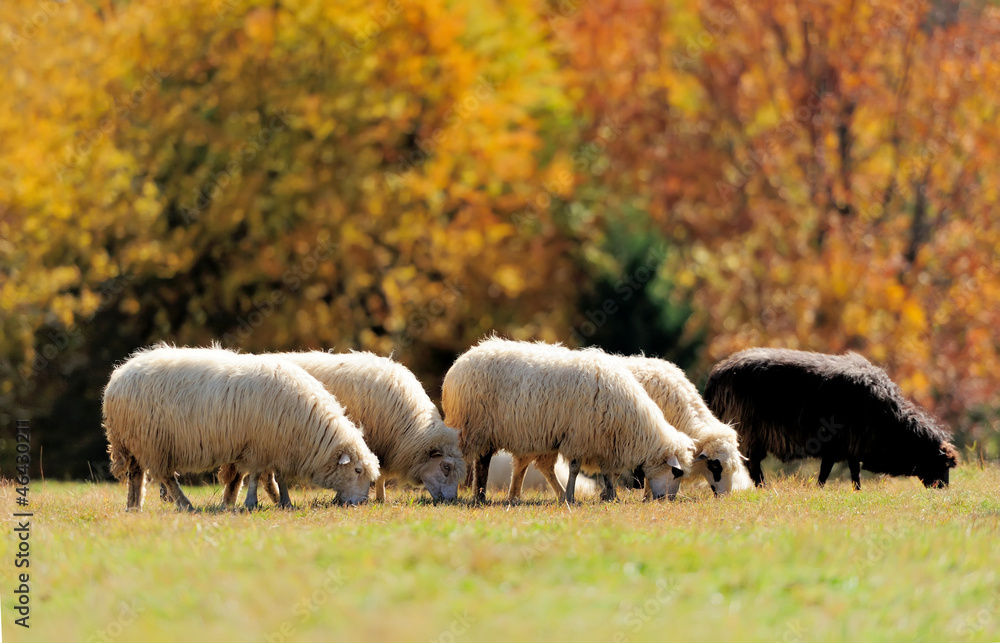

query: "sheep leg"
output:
564 459 581 505
374 476 387 502
125 458 145 511
507 455 532 504
462 461 475 488
473 453 492 504
243 474 259 511
158 473 179 503
262 472 280 505
817 456 835 487
219 463 243 508
848 458 861 491
163 476 194 512
533 452 565 502
748 449 766 487
643 477 652 501
275 473 293 509
599 473 617 502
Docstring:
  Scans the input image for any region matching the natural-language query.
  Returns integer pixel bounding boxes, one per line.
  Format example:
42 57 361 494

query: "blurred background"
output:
1 0 998 479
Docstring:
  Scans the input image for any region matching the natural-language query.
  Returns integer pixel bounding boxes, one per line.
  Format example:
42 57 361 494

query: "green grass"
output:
3 466 1000 642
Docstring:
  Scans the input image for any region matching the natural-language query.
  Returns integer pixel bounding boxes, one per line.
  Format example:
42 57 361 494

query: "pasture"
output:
2 465 999 642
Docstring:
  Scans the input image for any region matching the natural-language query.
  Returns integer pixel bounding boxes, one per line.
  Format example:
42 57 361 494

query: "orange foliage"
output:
555 0 1000 436
1 0 998 460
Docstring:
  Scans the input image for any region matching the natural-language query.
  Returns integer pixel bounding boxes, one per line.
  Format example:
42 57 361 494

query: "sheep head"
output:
316 449 379 505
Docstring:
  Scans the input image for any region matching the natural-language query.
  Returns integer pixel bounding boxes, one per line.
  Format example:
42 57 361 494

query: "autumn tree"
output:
2 0 998 475
554 0 1000 444
0 0 590 474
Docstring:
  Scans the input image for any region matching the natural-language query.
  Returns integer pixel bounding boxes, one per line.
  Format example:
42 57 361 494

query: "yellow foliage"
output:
0 0 587 399
2 0 999 448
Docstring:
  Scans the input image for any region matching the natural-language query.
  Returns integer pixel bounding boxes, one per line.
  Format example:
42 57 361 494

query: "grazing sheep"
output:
520 354 753 498
220 351 466 503
159 466 281 510
619 355 754 495
464 452 600 497
704 347 958 489
217 466 280 509
442 338 695 504
506 453 603 503
103 344 379 511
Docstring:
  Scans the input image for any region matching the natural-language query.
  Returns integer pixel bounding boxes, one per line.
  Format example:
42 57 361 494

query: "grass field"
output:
2 464 999 643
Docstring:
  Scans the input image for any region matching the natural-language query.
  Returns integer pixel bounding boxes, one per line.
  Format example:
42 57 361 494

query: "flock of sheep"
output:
102 338 959 511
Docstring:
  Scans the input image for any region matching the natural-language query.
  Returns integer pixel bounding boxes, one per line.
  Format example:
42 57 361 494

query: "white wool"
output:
103 344 379 508
443 338 694 479
273 351 466 487
618 354 752 493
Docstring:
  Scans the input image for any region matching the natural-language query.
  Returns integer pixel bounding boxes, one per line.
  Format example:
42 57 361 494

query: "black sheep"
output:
704 348 958 489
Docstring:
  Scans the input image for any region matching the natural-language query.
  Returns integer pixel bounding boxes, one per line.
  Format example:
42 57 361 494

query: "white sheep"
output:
476 452 599 498
442 338 695 503
620 355 752 495
103 344 380 511
220 351 466 504
518 354 753 498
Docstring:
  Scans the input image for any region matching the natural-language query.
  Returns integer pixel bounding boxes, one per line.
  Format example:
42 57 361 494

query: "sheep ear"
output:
694 452 709 462
666 455 681 469
338 453 351 466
